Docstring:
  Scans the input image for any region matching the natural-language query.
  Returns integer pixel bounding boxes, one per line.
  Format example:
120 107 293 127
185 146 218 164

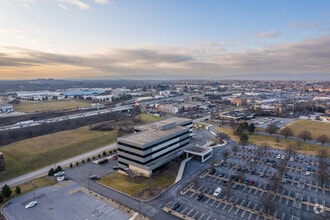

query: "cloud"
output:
289 21 318 29
59 0 90 10
94 0 109 4
1 34 330 80
255 31 279 39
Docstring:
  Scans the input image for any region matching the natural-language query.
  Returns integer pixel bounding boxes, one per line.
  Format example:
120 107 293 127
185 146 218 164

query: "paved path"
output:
0 143 117 187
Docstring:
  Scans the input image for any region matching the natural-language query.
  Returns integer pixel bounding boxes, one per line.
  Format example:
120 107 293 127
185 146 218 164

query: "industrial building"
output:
117 117 193 177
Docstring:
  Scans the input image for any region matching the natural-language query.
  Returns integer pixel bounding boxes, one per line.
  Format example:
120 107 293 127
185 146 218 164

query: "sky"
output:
0 0 330 80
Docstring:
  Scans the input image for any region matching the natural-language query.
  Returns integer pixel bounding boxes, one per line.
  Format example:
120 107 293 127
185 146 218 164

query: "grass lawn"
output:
136 113 161 123
14 100 92 113
0 176 55 207
0 127 118 182
99 172 175 197
284 119 330 139
216 127 328 156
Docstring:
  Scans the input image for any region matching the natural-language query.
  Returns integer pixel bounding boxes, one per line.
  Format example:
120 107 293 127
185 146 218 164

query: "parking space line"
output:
253 203 258 210
240 199 246 206
248 188 253 193
240 210 246 218
216 202 221 208
247 212 253 220
222 204 227 210
210 200 216 206
205 216 211 220
228 206 234 213
198 213 205 220
246 201 251 208
234 207 240 215
234 197 239 204
274 210 278 217
204 198 211 204
192 210 199 218
260 191 264 197
182 207 189 214
189 192 195 198
186 208 194 216
281 212 285 220
254 189 258 195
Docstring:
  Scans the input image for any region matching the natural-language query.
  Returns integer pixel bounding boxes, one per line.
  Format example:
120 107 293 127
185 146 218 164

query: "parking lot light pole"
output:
32 183 36 199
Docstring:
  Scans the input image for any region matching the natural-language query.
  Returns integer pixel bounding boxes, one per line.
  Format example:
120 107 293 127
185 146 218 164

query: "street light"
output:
32 183 36 199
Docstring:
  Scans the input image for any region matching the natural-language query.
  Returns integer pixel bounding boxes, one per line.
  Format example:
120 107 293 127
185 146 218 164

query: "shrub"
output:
1 184 12 198
69 163 73 168
55 166 62 173
48 168 55 176
87 158 90 162
103 151 106 156
76 162 79 166
15 186 21 195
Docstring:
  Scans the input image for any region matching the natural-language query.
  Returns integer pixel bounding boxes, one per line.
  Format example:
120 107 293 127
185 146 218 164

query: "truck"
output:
17 120 34 126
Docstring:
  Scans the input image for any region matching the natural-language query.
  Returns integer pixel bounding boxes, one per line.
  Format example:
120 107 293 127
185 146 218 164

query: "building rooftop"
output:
118 126 187 146
135 117 192 131
184 146 213 156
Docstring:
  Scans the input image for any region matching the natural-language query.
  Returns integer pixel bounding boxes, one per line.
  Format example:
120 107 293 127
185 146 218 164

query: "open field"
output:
99 172 175 198
0 126 118 182
14 100 92 113
135 113 161 123
284 119 330 139
216 127 327 156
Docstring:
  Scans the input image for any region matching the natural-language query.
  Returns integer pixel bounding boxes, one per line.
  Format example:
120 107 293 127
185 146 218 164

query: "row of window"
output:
118 141 189 166
118 135 190 159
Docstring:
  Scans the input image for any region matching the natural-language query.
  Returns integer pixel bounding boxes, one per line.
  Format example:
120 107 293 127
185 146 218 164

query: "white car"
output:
57 176 65 182
305 171 311 176
276 154 281 159
213 187 221 196
281 155 285 160
25 201 38 209
290 156 294 162
54 171 65 177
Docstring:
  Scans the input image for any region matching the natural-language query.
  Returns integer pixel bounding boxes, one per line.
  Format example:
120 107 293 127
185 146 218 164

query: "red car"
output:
249 180 255 186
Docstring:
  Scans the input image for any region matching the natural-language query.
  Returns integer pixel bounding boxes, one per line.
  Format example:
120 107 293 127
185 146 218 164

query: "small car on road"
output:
25 201 38 209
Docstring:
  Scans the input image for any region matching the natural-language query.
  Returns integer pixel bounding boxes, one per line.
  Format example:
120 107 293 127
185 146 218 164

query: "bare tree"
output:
316 135 329 146
222 149 231 163
269 173 282 193
260 192 277 216
275 136 280 146
256 147 264 157
277 158 288 178
279 127 294 139
317 148 329 186
232 145 239 155
223 181 234 200
265 123 277 136
298 130 312 142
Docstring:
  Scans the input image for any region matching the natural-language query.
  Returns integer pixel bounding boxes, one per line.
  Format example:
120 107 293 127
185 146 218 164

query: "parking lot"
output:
163 144 329 220
2 181 130 220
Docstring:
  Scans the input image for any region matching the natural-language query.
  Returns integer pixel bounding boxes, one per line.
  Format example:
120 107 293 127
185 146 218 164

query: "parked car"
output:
249 180 255 186
25 201 38 209
276 154 281 159
233 183 239 189
219 173 225 177
197 193 204 201
243 179 249 184
290 156 294 162
172 202 180 210
89 175 100 180
54 171 65 177
213 187 222 196
305 171 311 176
57 176 65 182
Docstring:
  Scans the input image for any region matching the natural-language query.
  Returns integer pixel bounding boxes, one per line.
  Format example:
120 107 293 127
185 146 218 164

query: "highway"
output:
0 105 134 131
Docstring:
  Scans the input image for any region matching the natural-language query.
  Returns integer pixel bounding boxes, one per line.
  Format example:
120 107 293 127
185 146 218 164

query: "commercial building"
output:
117 117 193 177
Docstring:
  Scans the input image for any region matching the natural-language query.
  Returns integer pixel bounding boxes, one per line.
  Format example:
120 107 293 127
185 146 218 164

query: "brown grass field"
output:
0 126 118 182
216 126 328 156
14 100 92 113
99 172 175 198
283 119 330 140
0 113 160 182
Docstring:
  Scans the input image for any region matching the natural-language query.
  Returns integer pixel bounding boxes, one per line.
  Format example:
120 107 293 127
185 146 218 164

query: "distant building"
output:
158 104 180 114
0 152 5 171
0 103 14 113
117 117 193 177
